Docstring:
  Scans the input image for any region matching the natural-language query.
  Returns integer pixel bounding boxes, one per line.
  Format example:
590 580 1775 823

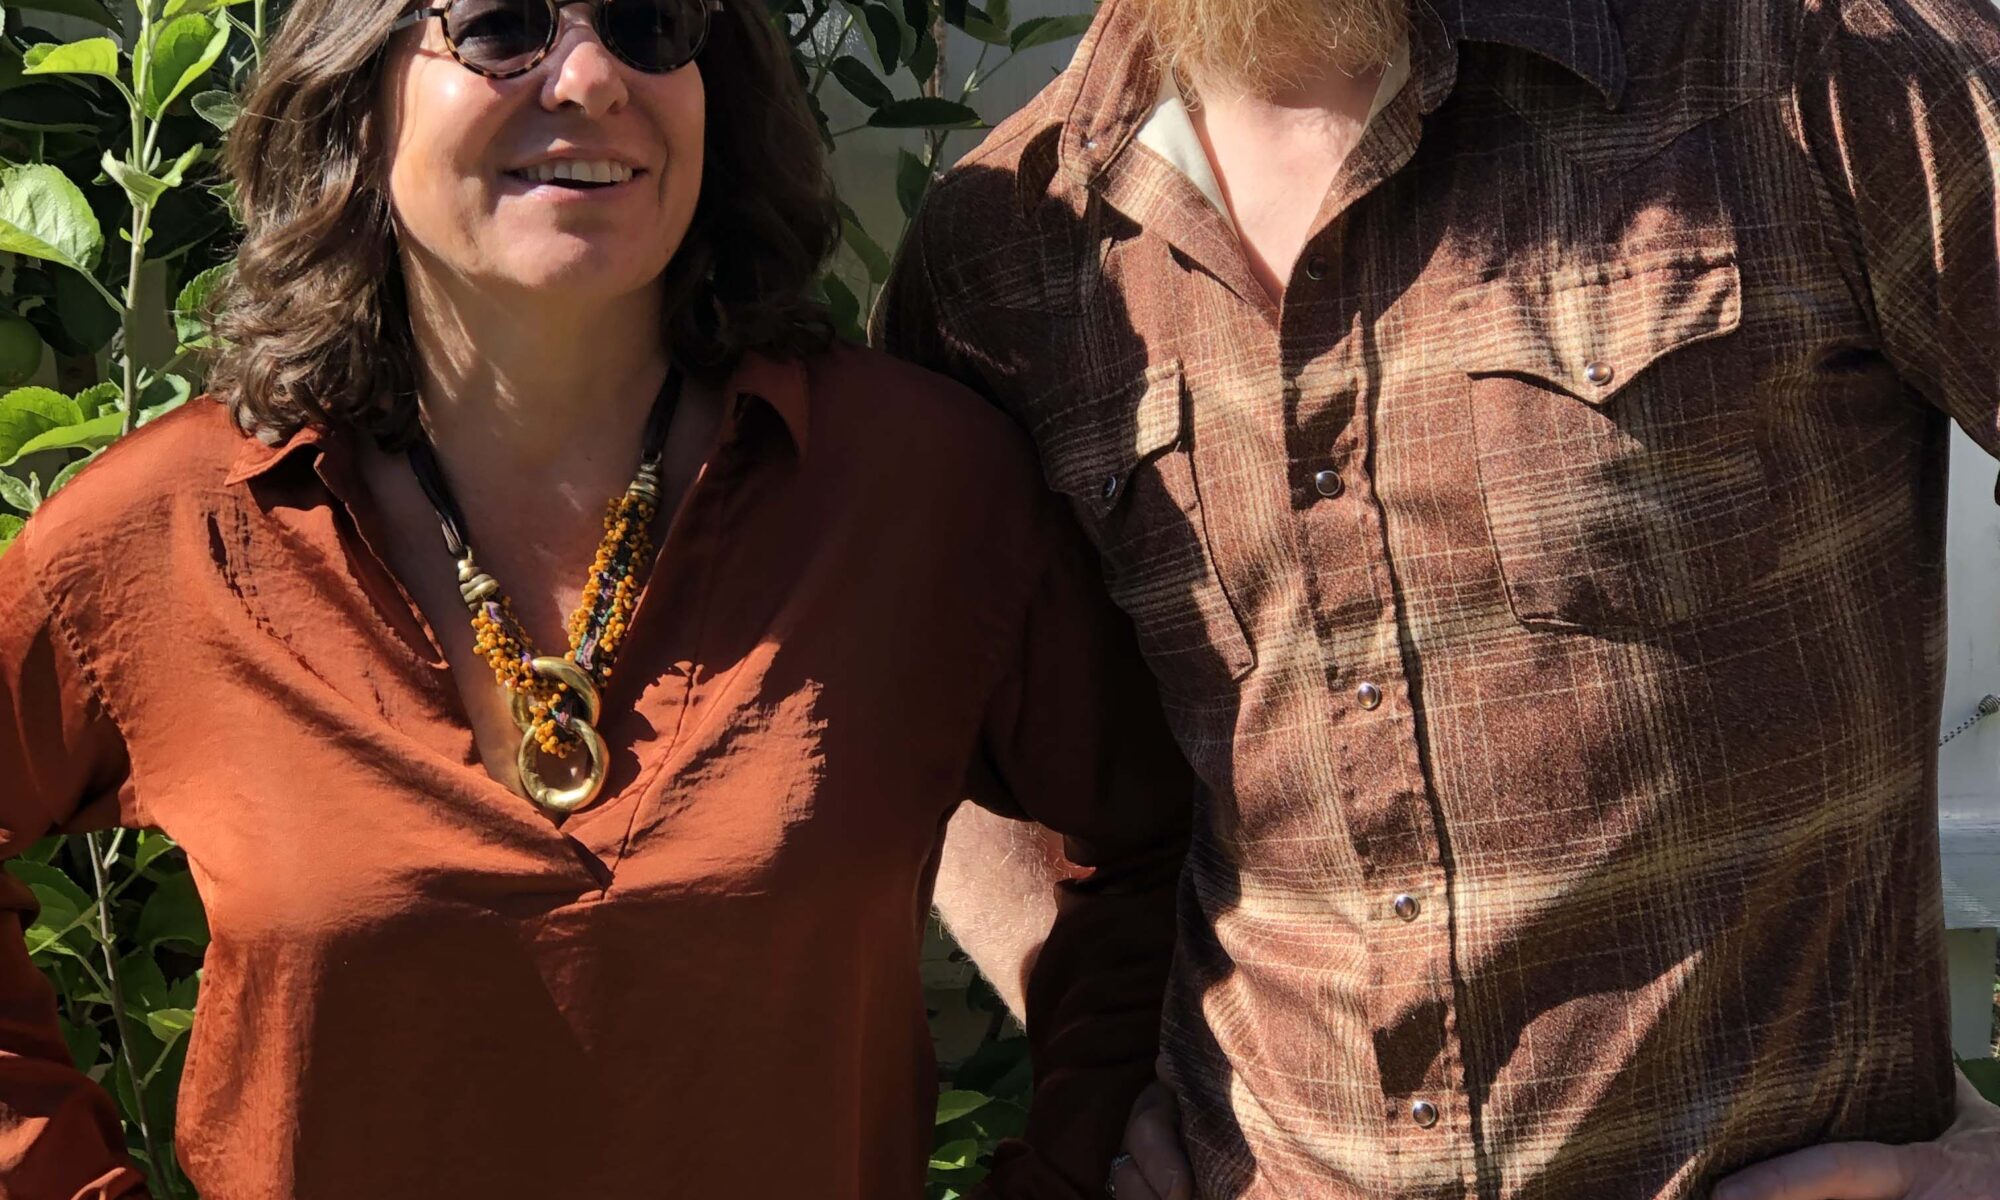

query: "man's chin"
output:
1134 0 1407 96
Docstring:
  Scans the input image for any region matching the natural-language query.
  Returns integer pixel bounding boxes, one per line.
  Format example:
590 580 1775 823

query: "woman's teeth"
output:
515 160 635 186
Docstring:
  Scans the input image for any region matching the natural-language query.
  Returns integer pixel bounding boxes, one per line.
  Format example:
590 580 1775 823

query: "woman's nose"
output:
540 6 630 115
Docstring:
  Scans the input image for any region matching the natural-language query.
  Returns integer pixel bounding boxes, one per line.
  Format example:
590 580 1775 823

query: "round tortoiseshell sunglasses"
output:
391 0 722 79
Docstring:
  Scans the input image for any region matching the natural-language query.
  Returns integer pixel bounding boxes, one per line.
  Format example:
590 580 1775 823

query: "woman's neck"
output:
401 253 673 499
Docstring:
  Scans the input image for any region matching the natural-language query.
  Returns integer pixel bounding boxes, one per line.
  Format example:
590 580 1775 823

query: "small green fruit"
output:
0 315 46 388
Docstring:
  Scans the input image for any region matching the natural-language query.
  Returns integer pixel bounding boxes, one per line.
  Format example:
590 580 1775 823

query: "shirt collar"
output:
222 351 812 491
1051 0 1625 198
1422 0 1626 108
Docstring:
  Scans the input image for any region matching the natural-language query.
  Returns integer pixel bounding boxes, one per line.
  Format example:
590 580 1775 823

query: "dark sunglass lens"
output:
445 0 553 73
601 0 708 71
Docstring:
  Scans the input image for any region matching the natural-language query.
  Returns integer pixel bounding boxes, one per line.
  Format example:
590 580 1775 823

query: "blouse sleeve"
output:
0 523 149 1198
964 489 1195 1200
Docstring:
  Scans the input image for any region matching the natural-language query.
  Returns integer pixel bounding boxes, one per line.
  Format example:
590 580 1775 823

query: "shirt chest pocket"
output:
1041 360 1255 696
1454 250 1778 631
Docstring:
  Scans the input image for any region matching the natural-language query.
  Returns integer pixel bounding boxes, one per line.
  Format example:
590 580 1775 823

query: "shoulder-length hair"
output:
211 0 839 443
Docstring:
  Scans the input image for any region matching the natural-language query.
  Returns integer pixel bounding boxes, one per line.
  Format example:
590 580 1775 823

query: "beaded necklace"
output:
406 368 681 816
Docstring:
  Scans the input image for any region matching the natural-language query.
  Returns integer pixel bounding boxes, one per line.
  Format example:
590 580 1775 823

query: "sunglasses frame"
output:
391 0 723 79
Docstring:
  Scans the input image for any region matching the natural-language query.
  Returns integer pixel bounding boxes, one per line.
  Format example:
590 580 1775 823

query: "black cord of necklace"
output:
405 365 685 562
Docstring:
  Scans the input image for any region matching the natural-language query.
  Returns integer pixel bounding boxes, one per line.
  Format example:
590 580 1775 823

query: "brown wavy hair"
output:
210 0 839 443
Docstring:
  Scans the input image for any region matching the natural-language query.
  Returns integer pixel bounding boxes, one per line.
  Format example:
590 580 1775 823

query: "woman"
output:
0 0 1190 1194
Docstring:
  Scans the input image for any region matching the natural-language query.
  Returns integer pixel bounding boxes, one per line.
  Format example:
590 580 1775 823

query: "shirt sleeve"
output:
0 525 149 1198
963 490 1194 1200
872 192 995 399
1792 0 2000 461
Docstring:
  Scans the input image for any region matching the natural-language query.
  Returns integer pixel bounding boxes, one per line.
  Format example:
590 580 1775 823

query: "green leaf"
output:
138 372 191 423
133 830 179 874
6 859 91 915
829 55 894 109
46 449 97 495
118 949 172 1010
0 471 32 512
167 968 200 1009
0 83 111 133
867 97 981 130
821 273 861 341
0 163 105 274
102 152 170 205
934 1089 990 1124
5 0 120 30
144 1007 195 1044
174 262 229 348
163 0 251 14
52 268 118 357
896 148 930 219
6 410 121 463
1963 1057 2000 1105
844 0 905 72
0 385 84 463
928 1138 979 1171
20 38 120 81
59 1015 102 1073
135 869 208 950
157 141 204 187
141 14 229 118
8 860 93 958
841 214 891 284
74 382 121 418
962 0 1010 47
905 28 937 84
190 87 237 132
0 513 21 556
1008 13 1091 52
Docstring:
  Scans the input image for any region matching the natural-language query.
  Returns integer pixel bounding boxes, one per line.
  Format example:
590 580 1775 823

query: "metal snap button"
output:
1357 681 1383 710
1305 256 1330 281
1313 469 1344 499
1411 1099 1439 1128
1101 473 1121 501
1393 893 1420 921
1583 360 1615 386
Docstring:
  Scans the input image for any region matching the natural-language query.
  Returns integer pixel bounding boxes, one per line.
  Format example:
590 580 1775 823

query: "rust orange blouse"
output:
0 346 1190 1199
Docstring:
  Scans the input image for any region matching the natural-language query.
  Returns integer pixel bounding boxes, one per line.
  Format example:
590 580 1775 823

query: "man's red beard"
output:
1136 0 1407 98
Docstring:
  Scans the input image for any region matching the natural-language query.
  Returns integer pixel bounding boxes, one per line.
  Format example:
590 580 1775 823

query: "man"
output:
875 0 2000 1196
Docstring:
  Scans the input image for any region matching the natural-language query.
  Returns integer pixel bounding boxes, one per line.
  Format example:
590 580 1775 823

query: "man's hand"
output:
1107 1061 1192 1200
1713 1072 2000 1200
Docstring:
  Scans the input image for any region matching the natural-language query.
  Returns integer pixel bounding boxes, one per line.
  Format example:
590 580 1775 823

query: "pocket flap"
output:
1045 360 1188 516
1451 250 1741 406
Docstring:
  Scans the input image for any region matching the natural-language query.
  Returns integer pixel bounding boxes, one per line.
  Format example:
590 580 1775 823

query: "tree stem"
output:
119 201 152 435
85 832 167 1184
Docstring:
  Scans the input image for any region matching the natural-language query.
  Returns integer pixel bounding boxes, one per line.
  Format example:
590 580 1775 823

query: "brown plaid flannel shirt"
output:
876 0 2000 1195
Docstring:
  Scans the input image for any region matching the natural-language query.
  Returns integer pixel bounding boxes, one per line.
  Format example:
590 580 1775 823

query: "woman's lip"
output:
497 172 647 200
500 167 647 189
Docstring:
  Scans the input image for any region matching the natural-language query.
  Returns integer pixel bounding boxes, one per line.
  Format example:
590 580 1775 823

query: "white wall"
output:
1942 425 2000 1057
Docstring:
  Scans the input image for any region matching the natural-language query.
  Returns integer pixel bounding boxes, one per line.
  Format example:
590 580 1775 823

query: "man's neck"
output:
1188 58 1388 303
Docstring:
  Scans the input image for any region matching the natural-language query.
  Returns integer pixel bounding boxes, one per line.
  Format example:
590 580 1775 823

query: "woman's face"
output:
378 2 706 301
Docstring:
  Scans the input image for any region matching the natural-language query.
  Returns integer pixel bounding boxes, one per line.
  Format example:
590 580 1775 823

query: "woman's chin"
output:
485 244 671 302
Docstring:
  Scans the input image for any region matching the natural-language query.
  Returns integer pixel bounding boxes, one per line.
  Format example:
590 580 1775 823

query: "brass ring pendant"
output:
509 656 603 731
511 657 609 815
518 716 609 815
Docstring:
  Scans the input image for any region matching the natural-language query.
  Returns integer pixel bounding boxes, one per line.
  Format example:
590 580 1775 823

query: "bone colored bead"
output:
460 573 499 607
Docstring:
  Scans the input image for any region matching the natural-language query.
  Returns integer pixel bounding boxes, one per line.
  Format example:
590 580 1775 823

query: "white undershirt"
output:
1133 40 1413 228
